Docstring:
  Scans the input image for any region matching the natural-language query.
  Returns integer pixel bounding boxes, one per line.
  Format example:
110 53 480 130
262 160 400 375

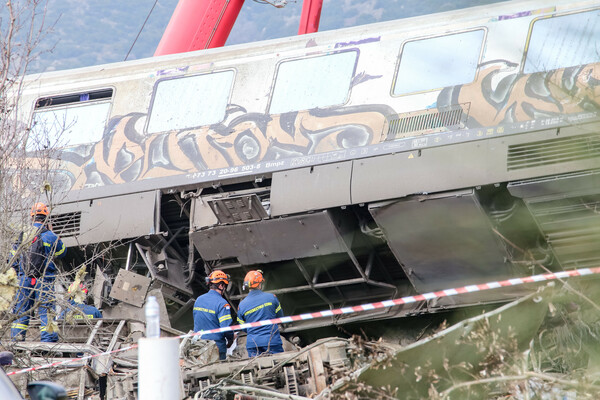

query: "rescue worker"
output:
11 202 67 342
193 270 234 360
62 283 102 320
237 270 285 357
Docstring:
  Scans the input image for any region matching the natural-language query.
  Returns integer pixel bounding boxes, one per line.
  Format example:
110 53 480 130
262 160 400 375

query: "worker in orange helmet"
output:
237 270 284 357
11 202 67 342
193 270 234 360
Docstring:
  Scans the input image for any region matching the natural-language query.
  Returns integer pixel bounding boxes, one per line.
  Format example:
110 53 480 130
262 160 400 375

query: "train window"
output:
393 30 485 96
269 51 357 114
35 89 113 109
524 10 600 73
147 70 234 133
31 90 113 148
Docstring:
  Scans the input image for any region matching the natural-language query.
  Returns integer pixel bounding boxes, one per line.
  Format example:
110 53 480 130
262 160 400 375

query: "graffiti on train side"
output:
54 104 394 190
31 62 600 192
442 61 600 128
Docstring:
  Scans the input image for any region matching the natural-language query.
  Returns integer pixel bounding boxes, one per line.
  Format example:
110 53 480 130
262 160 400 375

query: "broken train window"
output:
30 89 113 149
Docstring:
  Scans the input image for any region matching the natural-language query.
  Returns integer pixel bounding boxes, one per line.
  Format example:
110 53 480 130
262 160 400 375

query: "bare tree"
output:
1 0 56 272
0 0 68 346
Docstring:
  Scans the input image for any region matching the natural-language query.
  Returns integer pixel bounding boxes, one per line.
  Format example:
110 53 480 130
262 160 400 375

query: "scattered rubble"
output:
8 284 600 399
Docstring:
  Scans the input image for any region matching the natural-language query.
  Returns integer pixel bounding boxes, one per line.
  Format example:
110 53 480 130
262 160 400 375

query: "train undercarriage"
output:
41 122 600 339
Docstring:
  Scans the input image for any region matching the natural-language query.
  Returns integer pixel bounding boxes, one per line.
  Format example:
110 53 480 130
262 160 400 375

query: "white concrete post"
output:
138 337 182 399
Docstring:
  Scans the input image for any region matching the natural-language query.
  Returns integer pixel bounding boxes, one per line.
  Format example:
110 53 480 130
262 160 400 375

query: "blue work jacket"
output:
13 222 66 279
193 290 233 354
237 290 284 348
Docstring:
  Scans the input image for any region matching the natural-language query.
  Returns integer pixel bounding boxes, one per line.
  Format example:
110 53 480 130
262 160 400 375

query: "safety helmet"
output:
243 270 264 290
68 282 88 295
206 270 230 285
30 202 49 217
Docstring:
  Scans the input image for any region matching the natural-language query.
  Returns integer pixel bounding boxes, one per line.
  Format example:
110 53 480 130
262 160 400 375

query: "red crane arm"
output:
155 0 245 56
154 0 323 57
298 0 323 35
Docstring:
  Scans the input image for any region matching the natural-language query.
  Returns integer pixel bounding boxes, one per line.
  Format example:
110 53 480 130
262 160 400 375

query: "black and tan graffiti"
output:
24 62 600 193
47 104 393 191
439 60 600 127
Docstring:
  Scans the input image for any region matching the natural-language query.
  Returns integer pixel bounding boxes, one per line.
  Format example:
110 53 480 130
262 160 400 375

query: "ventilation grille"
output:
528 194 600 270
507 134 600 171
387 103 469 139
51 212 81 237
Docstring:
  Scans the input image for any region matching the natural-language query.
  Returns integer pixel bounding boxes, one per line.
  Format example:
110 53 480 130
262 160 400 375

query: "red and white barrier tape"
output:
8 266 600 376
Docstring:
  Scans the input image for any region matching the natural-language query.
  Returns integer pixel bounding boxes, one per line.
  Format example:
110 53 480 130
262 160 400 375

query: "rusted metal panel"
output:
109 269 151 308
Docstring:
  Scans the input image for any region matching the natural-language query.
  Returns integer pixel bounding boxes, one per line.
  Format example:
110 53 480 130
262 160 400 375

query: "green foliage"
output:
329 284 600 399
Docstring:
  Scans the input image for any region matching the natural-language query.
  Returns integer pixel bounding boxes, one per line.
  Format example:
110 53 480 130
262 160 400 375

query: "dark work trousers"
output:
11 275 58 342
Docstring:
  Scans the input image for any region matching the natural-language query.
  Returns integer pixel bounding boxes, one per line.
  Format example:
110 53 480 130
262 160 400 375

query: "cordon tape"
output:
8 265 600 376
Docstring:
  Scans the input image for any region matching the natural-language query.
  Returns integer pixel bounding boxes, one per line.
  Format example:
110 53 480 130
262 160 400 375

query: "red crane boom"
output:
155 0 323 57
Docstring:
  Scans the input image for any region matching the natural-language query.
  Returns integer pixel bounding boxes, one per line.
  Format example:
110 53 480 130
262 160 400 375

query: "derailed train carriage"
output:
12 0 600 337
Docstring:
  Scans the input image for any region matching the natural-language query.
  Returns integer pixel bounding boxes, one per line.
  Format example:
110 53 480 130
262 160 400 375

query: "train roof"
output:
21 0 598 88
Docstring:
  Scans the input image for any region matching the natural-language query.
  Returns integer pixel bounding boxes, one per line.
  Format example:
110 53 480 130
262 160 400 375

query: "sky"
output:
14 0 498 74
